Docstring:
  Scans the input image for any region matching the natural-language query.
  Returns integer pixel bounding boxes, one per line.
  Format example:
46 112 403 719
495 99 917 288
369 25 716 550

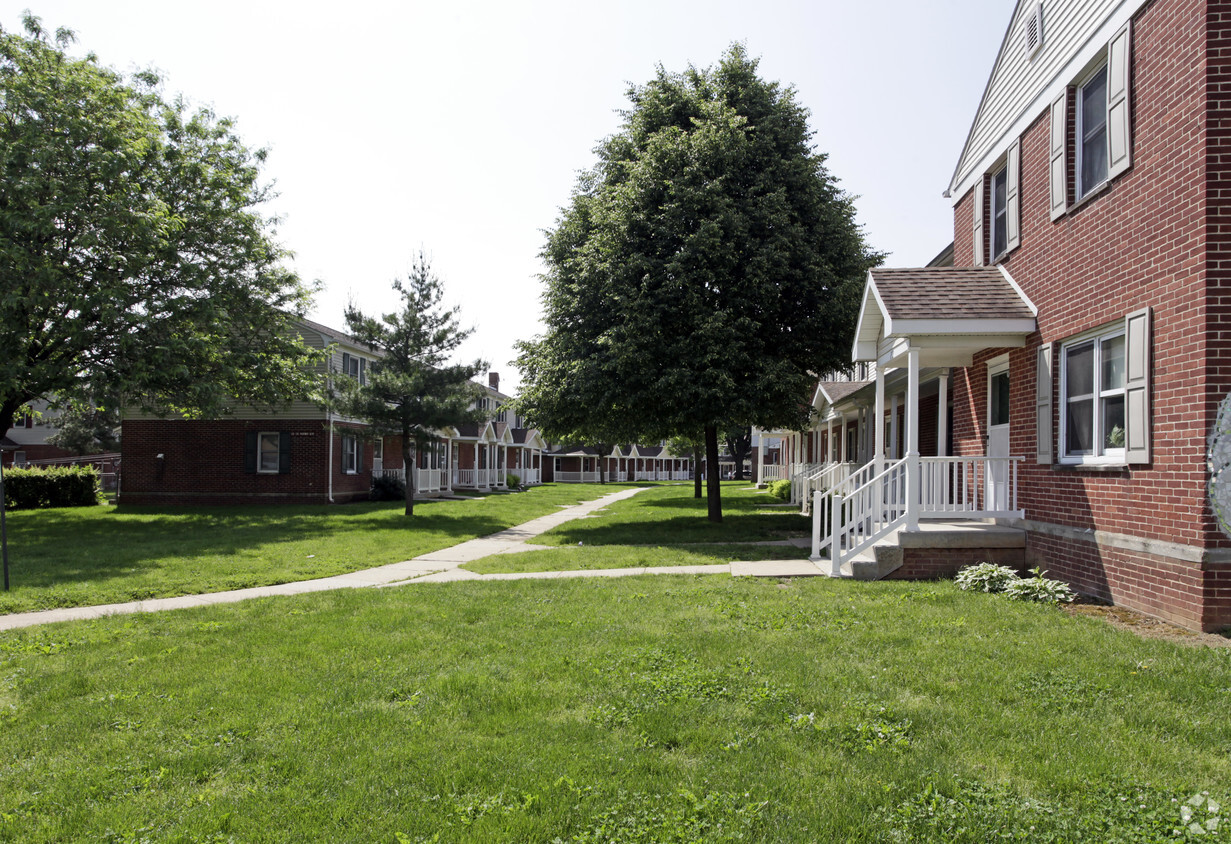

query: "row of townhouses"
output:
759 0 1230 633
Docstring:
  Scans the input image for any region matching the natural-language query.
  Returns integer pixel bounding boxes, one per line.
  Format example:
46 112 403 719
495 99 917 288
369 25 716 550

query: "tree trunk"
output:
693 448 702 498
402 437 416 517
705 424 722 523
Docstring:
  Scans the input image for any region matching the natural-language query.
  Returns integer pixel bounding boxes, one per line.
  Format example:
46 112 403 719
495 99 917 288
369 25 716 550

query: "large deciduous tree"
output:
0 14 320 439
333 253 486 516
516 44 882 522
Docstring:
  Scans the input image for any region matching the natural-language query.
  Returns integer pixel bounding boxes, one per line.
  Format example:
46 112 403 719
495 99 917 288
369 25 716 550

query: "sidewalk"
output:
0 486 823 632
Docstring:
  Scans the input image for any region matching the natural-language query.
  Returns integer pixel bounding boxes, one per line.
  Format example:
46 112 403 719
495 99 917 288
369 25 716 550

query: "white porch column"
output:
874 365 885 474
757 435 767 485
473 442 480 487
906 348 921 531
889 394 900 460
937 369 950 457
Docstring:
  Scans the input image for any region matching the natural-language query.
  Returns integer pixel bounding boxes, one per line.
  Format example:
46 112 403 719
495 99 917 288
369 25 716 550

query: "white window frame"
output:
341 434 359 474
1059 325 1127 465
257 431 281 474
1076 61 1109 201
990 163 1009 261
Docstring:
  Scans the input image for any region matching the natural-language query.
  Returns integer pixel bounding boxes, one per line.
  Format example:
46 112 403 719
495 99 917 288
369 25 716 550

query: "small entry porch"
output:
806 265 1038 577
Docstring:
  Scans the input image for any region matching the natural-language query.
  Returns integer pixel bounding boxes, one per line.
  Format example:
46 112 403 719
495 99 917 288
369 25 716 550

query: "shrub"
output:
506 473 520 490
2 465 101 509
370 473 406 501
768 479 791 500
1004 567 1076 604
954 562 1020 593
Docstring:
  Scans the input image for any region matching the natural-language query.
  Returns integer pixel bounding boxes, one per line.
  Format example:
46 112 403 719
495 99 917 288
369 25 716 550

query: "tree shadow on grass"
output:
544 512 810 546
3 501 512 593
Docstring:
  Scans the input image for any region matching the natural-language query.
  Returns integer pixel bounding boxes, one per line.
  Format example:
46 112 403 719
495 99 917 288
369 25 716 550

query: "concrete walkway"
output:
0 486 823 632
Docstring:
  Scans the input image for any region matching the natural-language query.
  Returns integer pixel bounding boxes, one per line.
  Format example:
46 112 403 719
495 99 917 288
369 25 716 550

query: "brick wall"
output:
950 0 1213 549
120 419 373 505
887 546 1026 581
941 0 1231 629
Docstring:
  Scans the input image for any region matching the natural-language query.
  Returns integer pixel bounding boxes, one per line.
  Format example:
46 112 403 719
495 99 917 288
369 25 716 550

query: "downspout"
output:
327 407 335 503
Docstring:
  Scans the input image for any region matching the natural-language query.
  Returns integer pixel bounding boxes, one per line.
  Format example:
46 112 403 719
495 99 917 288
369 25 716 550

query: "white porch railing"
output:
760 463 786 482
374 467 449 494
920 456 1023 518
556 470 601 483
794 461 860 512
453 468 492 489
519 467 541 485
811 455 1024 575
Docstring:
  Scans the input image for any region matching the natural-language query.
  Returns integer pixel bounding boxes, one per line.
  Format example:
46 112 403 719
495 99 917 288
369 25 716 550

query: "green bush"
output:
3 465 102 509
506 473 520 490
1004 567 1076 604
370 473 406 501
768 479 791 500
954 562 1020 593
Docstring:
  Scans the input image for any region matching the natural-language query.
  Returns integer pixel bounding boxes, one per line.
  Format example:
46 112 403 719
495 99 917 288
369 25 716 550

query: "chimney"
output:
488 372 500 391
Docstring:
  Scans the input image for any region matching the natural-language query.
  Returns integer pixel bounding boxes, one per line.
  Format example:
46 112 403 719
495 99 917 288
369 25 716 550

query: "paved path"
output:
0 487 822 632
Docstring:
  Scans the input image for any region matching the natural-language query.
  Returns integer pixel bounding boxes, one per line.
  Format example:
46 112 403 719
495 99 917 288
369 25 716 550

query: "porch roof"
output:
852 266 1037 366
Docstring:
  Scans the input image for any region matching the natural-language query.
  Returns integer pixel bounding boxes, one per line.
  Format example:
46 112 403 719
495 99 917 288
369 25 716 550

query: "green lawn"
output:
1 575 1229 841
463 543 809 575
532 482 810 547
0 483 652 614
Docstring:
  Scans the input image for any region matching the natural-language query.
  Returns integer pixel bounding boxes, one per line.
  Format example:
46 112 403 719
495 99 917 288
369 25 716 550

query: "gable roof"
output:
947 0 1149 204
852 266 1037 365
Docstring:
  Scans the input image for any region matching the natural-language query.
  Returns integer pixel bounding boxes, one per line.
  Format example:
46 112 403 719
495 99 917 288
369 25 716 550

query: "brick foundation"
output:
887 546 1027 581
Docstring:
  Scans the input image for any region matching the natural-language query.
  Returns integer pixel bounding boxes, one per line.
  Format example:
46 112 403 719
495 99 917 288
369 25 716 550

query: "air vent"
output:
1025 3 1044 58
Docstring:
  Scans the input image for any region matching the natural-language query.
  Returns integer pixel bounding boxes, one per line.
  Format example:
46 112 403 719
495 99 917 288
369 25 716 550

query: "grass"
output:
2 575 1230 841
463 543 809 575
0 483 651 614
532 482 810 547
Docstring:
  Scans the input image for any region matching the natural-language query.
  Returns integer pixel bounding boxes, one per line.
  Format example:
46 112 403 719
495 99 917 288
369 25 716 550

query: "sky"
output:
19 1 1013 393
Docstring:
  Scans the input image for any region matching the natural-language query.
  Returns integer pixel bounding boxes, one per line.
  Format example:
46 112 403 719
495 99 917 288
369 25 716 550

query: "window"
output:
1077 64 1109 198
974 140 1019 264
257 432 281 473
1049 22 1132 218
1060 329 1127 462
340 352 366 385
244 430 290 474
991 164 1009 259
341 435 358 474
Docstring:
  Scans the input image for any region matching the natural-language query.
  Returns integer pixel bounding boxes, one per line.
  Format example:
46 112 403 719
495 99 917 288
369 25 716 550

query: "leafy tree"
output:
517 44 881 522
725 426 753 482
45 396 120 455
667 433 705 498
0 14 320 440
334 252 486 516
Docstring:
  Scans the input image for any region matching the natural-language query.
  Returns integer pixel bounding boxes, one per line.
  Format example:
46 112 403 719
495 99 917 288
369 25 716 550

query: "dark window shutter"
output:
279 431 292 474
341 352 351 378
244 430 258 474
359 357 366 385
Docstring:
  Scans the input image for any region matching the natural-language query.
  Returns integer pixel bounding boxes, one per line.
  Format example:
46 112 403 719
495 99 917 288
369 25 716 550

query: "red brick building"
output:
120 321 543 505
798 0 1231 631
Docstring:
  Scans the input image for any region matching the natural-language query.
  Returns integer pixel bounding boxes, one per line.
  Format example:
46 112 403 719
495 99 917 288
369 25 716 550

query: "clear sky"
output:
20 1 1013 392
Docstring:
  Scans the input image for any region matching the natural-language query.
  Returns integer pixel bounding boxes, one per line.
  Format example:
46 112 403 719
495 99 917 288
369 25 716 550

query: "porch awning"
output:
852 266 1037 367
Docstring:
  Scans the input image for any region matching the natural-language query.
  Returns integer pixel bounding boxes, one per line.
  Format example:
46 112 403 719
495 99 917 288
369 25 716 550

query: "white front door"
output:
988 363 1010 510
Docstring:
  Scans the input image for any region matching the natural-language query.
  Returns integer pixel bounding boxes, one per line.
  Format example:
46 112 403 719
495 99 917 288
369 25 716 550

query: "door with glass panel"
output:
988 363 1011 511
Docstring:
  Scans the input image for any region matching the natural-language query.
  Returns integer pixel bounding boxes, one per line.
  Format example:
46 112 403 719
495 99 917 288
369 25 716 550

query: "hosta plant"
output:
954 563 1021 593
1004 567 1076 604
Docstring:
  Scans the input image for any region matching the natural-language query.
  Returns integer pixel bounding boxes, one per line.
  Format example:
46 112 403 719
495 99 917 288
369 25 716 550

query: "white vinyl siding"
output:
951 0 1145 202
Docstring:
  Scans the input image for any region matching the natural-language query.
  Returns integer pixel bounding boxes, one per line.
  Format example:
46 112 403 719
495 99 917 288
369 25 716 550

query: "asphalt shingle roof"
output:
870 267 1034 321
